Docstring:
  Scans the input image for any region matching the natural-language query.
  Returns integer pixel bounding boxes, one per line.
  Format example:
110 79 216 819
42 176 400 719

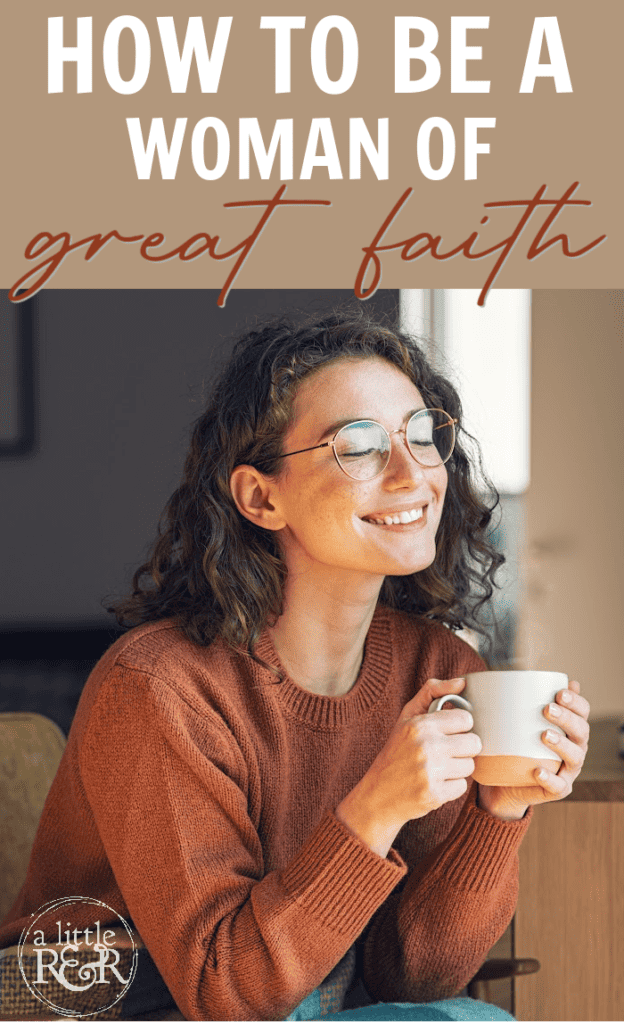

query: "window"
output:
400 289 532 665
400 289 531 494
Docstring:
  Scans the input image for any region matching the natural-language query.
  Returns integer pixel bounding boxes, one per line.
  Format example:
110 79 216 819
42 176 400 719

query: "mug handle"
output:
427 694 473 714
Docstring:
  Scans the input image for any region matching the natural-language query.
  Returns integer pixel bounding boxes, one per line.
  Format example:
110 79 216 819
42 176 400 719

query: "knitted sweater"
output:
0 606 531 1021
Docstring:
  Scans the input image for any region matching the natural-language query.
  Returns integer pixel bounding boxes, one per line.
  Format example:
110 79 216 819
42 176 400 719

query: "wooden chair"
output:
0 713 66 924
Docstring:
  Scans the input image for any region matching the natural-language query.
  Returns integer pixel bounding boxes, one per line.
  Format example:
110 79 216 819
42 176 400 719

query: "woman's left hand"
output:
477 680 591 821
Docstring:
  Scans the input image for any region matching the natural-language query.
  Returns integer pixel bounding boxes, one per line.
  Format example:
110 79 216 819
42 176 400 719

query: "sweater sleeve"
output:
359 635 533 1003
360 782 532 1003
79 665 406 1022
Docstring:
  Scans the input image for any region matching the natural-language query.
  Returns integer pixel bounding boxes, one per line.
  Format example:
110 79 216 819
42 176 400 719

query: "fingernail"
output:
549 703 562 717
561 691 572 704
537 768 548 780
546 730 559 744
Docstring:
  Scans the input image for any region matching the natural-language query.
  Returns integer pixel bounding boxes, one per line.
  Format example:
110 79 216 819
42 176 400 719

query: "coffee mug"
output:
427 670 567 786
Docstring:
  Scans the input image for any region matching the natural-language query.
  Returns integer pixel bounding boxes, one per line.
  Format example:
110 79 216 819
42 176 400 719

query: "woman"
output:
0 308 590 1021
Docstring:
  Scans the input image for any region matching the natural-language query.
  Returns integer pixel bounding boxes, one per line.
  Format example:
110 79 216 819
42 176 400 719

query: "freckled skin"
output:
273 357 448 582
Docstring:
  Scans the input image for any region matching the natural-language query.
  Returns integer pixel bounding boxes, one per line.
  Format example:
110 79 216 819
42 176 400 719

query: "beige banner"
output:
2 0 622 301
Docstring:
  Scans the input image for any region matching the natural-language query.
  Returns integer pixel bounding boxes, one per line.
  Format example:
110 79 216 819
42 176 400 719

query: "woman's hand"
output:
336 676 481 857
478 680 591 821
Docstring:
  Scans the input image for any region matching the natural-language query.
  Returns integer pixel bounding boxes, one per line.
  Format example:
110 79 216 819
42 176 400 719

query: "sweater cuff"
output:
281 810 406 936
415 784 533 897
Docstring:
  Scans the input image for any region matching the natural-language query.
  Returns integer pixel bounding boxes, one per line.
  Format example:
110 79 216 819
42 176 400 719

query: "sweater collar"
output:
251 604 395 729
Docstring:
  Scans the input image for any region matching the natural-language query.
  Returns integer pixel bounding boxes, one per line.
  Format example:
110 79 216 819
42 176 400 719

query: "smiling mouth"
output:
362 506 425 526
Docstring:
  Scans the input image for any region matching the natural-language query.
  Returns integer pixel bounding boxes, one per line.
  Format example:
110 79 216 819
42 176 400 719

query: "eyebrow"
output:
316 407 427 443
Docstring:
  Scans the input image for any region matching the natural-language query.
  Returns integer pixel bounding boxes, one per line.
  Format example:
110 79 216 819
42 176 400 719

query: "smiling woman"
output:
228 357 458 692
0 308 535 1022
114 310 502 661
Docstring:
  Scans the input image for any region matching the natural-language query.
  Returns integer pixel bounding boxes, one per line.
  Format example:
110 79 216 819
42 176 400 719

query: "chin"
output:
380 548 437 577
387 561 435 577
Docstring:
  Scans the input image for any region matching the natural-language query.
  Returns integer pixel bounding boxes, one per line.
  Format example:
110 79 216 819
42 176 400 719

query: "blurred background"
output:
1 288 622 777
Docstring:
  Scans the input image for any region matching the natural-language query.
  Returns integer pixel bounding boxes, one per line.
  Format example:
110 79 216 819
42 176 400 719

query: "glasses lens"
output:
406 410 454 466
334 421 390 480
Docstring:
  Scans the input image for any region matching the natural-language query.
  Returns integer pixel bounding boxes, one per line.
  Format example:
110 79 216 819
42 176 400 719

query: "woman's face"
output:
272 357 448 581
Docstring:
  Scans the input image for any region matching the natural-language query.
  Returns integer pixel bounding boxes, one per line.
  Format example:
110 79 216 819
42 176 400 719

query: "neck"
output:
268 560 384 697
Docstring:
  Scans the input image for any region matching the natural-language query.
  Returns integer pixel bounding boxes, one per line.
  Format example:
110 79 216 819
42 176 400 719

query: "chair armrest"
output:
471 957 540 982
468 956 540 1007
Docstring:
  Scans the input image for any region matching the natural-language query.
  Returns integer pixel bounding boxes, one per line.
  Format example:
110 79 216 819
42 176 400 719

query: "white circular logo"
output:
17 897 138 1018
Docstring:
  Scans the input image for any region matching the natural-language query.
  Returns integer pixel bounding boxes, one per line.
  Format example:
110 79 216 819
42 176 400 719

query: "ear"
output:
229 465 286 532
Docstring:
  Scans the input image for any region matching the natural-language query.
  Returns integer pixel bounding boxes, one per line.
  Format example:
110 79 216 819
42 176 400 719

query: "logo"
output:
17 897 138 1018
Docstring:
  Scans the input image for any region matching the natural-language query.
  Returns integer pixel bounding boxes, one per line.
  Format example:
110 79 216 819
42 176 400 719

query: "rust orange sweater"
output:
0 606 531 1020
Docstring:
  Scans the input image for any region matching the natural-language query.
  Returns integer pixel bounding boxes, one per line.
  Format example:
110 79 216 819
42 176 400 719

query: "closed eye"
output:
341 448 378 458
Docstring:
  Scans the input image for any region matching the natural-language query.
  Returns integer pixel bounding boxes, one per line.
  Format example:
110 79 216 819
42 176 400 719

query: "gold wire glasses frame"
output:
277 409 458 481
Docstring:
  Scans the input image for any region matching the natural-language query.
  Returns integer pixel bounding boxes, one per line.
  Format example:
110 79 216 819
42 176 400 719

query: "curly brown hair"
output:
108 306 503 662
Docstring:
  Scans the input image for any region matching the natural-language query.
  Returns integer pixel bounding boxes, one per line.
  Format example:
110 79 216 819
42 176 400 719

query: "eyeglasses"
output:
278 409 457 481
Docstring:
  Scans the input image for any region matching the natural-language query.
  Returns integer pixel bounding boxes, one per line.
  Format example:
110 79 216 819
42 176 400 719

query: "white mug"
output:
428 670 567 787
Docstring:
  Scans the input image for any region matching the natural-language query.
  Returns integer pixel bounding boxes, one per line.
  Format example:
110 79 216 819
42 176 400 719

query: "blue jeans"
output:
315 997 514 1020
287 983 514 1022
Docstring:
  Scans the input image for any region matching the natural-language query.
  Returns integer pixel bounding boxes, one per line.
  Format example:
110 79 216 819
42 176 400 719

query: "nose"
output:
383 428 426 487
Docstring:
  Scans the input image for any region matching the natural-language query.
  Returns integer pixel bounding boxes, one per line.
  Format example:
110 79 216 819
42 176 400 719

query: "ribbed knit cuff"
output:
281 810 406 936
415 788 533 898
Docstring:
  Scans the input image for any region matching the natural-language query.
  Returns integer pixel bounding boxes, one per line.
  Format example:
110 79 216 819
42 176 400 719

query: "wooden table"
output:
514 748 624 1021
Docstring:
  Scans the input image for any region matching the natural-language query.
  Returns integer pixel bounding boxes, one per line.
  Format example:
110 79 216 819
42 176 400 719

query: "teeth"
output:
366 507 424 525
